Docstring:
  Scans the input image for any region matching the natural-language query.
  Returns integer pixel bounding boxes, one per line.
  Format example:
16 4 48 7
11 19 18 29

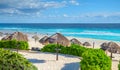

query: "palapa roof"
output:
108 42 119 48
0 32 3 34
32 35 39 40
101 42 120 53
46 33 70 46
0 32 3 36
2 32 28 41
39 36 48 43
101 42 109 50
70 38 82 45
83 42 91 46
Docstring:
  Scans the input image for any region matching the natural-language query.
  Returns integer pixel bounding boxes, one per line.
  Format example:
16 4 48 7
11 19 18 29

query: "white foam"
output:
63 30 120 36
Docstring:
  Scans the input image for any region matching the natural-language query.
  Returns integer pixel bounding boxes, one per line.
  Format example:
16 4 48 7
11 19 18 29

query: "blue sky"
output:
0 0 120 23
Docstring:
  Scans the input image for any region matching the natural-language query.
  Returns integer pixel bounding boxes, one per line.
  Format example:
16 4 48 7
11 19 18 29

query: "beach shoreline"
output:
0 32 120 70
67 36 120 48
0 32 120 49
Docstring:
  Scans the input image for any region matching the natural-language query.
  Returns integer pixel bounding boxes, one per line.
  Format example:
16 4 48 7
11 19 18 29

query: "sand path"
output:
19 51 80 70
19 51 119 70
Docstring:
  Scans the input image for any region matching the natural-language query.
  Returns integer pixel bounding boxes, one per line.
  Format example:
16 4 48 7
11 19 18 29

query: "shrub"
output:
0 40 29 50
118 61 120 70
41 44 112 70
80 49 111 70
69 44 87 56
60 44 87 56
0 48 37 70
41 44 64 53
41 44 87 57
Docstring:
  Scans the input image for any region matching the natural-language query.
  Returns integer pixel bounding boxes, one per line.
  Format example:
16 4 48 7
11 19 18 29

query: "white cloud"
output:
2 0 66 9
43 1 66 8
0 8 22 14
63 14 68 17
49 12 120 20
45 12 120 19
69 0 79 5
0 0 79 16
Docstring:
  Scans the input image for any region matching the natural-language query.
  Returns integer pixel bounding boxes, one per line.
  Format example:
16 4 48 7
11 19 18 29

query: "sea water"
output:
0 23 120 41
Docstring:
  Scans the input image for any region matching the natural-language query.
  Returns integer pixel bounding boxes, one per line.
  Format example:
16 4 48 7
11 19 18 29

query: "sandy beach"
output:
26 33 120 49
19 51 80 70
18 51 119 70
68 36 120 48
0 33 120 70
1 0 120 69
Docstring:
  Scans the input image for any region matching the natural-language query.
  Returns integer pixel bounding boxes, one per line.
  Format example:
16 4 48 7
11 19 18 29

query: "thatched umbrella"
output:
45 33 70 46
101 42 109 50
0 32 3 37
101 42 120 53
2 32 28 41
39 36 48 45
107 42 120 53
32 35 39 43
108 42 119 48
83 42 91 46
107 42 120 58
70 38 82 45
4 33 11 36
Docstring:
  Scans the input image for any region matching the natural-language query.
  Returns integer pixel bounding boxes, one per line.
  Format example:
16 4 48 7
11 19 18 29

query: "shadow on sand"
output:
61 62 80 70
39 52 80 59
28 59 46 63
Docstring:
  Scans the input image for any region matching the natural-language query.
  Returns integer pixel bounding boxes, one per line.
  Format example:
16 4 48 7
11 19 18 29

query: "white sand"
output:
27 35 44 49
0 34 120 70
67 36 120 48
18 51 119 70
19 51 80 70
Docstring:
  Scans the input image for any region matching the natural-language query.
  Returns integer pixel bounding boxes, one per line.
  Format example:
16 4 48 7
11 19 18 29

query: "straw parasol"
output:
44 33 70 46
39 36 49 45
108 42 119 48
2 32 28 41
101 42 109 50
83 42 91 46
107 42 120 53
70 38 82 45
101 42 120 53
32 35 39 42
0 32 3 37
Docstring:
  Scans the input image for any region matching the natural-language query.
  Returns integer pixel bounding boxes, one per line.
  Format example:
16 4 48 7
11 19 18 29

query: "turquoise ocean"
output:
0 23 120 42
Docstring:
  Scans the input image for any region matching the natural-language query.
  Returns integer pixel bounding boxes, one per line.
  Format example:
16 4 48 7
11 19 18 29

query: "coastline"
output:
0 32 120 70
67 36 120 48
25 32 120 49
0 23 120 42
0 32 120 49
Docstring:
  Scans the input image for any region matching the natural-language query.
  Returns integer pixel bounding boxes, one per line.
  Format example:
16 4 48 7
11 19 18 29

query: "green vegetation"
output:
0 40 29 50
41 44 63 53
80 49 111 70
41 44 87 57
118 61 120 70
0 48 37 70
60 44 87 56
41 44 112 70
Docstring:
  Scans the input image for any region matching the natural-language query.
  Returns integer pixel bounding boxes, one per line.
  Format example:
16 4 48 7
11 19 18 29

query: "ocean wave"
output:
0 28 120 37
63 30 120 36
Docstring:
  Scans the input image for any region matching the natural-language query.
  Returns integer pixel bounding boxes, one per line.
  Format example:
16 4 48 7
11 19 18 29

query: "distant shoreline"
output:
0 32 120 49
0 31 120 42
0 23 120 41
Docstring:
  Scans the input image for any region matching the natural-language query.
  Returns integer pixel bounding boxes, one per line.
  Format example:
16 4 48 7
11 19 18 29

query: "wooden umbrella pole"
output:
56 42 59 61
